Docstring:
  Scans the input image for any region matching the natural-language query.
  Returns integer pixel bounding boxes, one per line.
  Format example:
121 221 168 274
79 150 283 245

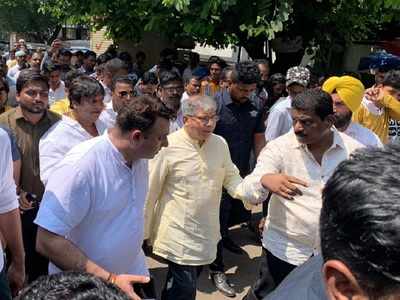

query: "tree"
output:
41 0 400 72
0 0 63 43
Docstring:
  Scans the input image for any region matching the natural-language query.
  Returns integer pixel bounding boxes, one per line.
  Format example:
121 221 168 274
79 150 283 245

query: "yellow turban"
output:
322 76 365 113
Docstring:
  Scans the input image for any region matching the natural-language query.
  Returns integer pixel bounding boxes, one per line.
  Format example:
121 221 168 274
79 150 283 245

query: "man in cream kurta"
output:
145 95 253 300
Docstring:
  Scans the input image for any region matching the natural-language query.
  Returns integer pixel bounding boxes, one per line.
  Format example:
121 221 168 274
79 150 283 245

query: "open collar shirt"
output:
0 107 60 199
39 115 107 185
35 133 149 275
145 128 244 266
239 129 363 265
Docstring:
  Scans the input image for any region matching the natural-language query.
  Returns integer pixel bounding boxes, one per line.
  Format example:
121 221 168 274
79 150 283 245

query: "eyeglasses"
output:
118 91 136 98
190 115 219 125
24 89 49 98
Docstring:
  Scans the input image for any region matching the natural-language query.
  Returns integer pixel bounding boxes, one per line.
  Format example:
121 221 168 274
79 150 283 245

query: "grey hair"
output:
181 95 217 116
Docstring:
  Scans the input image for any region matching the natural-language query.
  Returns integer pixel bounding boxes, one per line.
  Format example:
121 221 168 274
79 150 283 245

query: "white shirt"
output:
35 133 149 275
98 102 117 129
240 129 363 265
181 91 190 103
265 96 292 141
169 110 184 133
39 116 107 185
100 81 112 104
343 122 382 148
0 129 19 270
7 64 22 84
48 81 66 105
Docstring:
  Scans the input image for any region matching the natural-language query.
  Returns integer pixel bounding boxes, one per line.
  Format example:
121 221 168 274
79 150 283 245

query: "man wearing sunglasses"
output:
0 70 60 282
100 75 136 128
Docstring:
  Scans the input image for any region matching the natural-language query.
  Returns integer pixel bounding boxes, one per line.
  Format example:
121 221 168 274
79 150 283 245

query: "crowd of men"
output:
0 38 400 300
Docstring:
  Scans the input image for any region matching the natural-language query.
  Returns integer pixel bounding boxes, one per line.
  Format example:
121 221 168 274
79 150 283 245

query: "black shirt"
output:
214 90 265 176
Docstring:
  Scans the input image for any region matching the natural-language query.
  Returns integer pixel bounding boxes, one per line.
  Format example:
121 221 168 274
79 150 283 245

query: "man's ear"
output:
128 129 144 145
323 260 366 300
325 114 336 127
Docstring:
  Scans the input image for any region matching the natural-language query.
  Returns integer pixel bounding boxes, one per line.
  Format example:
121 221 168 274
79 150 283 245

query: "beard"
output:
334 112 352 130
19 101 47 114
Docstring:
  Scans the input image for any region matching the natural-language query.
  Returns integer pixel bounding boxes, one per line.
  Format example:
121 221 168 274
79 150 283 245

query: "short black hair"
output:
141 71 158 85
184 74 201 85
208 56 226 69
159 70 182 87
59 48 72 57
44 63 62 75
68 76 104 105
321 144 400 298
292 89 333 120
16 70 49 93
254 59 269 67
269 73 286 85
230 61 260 84
84 50 97 59
16 271 130 300
382 70 400 90
118 52 132 63
116 95 174 134
0 76 10 93
112 75 134 91
96 53 111 66
64 69 84 89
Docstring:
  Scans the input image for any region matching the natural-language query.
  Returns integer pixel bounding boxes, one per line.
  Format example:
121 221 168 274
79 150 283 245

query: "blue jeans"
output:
161 260 203 300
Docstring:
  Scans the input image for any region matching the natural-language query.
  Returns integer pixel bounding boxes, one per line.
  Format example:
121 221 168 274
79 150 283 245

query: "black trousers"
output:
161 260 203 300
246 248 296 300
21 208 48 282
210 191 251 273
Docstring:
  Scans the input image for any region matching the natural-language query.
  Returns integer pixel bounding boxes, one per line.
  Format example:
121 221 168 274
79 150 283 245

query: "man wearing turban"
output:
322 76 382 147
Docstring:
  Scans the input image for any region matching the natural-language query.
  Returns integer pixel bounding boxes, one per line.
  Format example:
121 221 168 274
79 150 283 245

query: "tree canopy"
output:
0 0 62 43
40 0 400 71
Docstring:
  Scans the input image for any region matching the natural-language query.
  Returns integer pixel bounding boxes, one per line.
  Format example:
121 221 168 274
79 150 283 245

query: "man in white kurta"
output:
34 95 172 299
145 95 252 300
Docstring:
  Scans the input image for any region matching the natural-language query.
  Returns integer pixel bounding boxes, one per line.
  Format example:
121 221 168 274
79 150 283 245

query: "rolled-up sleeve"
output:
235 142 282 204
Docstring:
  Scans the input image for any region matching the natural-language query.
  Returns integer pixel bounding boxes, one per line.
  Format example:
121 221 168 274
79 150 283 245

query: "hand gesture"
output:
365 87 384 108
115 274 150 300
261 174 308 200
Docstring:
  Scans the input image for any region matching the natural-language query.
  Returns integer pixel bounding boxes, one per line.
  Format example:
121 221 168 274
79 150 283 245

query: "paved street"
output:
147 212 264 300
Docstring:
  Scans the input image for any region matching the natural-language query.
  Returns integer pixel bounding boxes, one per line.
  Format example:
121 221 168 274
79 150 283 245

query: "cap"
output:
286 66 310 87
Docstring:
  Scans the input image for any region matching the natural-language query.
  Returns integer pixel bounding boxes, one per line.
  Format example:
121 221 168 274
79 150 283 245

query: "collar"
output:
291 128 345 150
181 127 208 148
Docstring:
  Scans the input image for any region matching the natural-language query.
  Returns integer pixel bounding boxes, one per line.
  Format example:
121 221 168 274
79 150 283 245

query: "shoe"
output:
223 237 246 255
211 272 236 298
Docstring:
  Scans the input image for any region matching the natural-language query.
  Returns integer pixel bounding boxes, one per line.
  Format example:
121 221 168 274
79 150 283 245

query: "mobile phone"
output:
133 277 156 300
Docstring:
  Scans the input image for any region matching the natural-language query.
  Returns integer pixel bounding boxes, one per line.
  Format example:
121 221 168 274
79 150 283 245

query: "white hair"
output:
181 95 217 116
